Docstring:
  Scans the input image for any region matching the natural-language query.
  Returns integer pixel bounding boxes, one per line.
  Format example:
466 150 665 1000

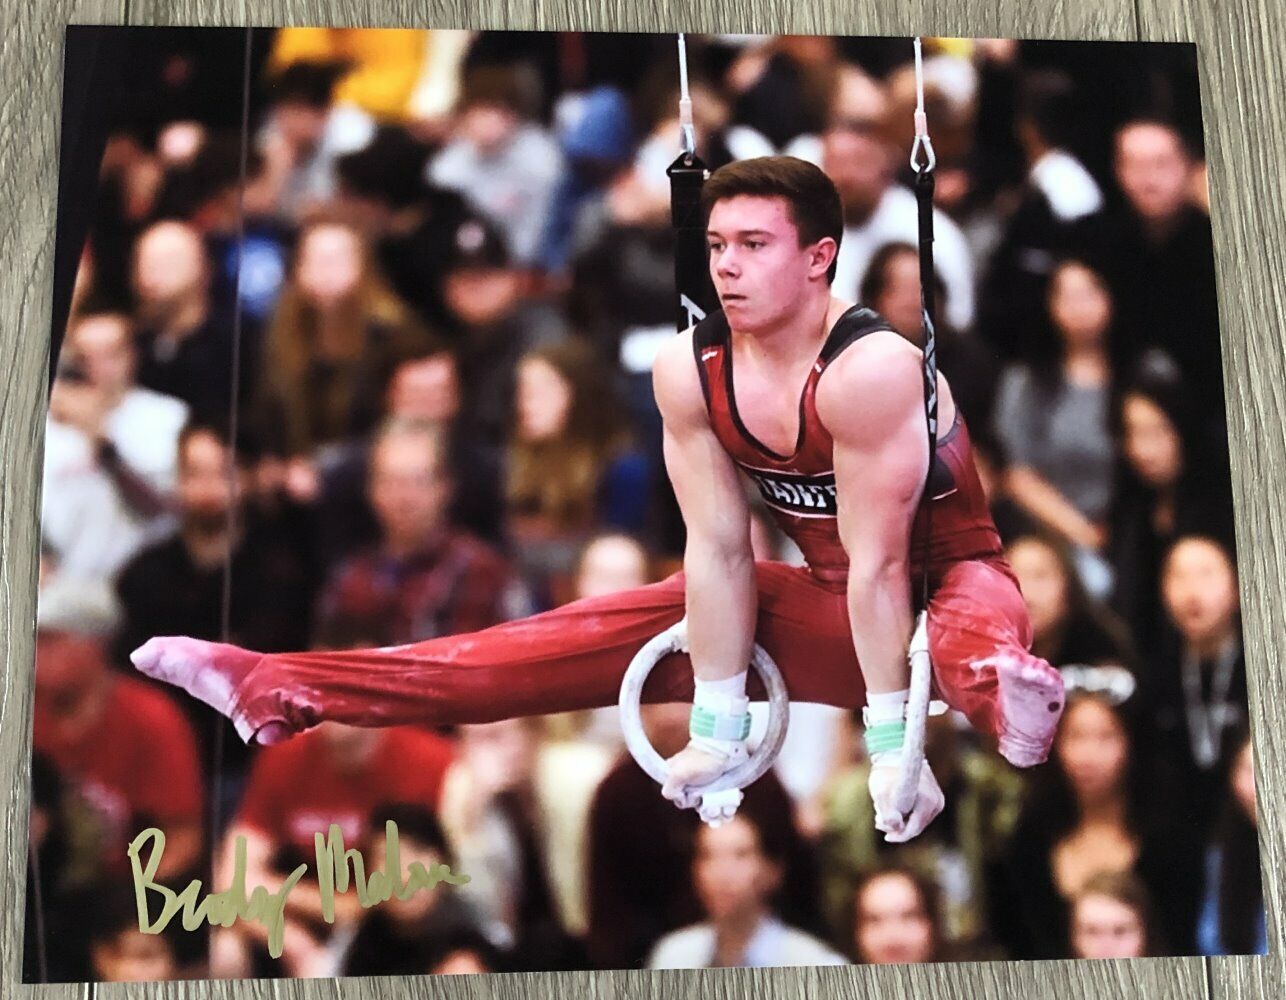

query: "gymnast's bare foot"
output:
978 650 1065 768
129 636 292 745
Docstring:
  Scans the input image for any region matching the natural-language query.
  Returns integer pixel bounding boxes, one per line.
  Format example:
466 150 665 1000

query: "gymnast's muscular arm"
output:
652 330 757 683
815 332 932 696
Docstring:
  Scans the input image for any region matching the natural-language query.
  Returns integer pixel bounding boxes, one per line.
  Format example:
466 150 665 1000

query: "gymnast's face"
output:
707 195 834 334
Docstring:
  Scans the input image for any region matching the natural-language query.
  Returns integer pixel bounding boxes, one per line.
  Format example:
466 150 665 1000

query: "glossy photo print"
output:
26 24 1263 984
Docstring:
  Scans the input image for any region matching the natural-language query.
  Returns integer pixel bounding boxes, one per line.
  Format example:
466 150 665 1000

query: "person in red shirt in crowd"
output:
209 718 454 979
33 628 204 884
132 155 1063 847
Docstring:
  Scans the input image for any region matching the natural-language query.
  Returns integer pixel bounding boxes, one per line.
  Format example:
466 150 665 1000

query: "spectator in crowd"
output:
113 421 319 805
435 717 586 970
992 256 1118 592
564 99 707 557
645 805 849 968
989 686 1204 959
32 629 205 885
113 420 318 663
339 802 490 976
714 35 839 163
267 28 436 123
540 532 653 749
1005 532 1138 670
150 128 291 326
87 880 184 982
881 48 992 244
211 716 455 979
586 702 822 970
1108 369 1237 656
313 417 527 645
1197 729 1266 955
334 125 476 334
977 69 1104 361
1144 535 1248 838
821 64 975 332
1077 119 1222 422
427 65 565 266
859 241 1001 434
968 431 1038 544
505 338 650 607
819 714 1024 960
850 865 943 964
311 343 506 571
247 61 376 224
42 310 187 584
423 924 509 974
444 215 569 445
251 215 431 469
131 218 259 427
1069 870 1160 959
537 84 637 276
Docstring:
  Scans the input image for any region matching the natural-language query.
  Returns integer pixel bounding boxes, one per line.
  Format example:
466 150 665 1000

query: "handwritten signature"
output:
126 821 471 957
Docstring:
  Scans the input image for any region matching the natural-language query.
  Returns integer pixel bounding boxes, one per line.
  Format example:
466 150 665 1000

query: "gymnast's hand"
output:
660 739 748 821
867 756 945 843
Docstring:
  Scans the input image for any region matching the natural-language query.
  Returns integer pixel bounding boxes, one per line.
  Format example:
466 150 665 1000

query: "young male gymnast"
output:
131 155 1064 843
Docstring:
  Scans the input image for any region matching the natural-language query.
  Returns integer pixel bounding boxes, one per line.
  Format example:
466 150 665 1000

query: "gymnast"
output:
131 155 1065 844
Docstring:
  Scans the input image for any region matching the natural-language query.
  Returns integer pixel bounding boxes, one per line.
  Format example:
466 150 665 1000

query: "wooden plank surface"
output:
1135 0 1286 998
1 0 1278 997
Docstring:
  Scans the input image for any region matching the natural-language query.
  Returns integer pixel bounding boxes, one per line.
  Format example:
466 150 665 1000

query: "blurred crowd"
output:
27 27 1262 982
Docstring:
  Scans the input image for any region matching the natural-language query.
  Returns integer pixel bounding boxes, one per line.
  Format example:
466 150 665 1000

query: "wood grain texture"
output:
1 0 1277 997
1135 0 1286 998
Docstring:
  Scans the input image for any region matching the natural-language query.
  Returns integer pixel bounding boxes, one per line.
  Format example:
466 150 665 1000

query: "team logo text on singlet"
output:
741 465 839 518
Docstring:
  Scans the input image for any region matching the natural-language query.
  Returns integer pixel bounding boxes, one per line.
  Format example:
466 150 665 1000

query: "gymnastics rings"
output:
618 617 791 816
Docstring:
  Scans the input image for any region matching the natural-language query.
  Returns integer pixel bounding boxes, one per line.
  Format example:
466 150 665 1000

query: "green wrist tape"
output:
864 719 907 756
690 704 752 742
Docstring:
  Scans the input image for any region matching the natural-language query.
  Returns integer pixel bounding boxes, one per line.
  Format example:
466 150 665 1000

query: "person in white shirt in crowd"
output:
42 310 188 586
646 807 849 969
976 68 1104 361
821 64 975 332
427 65 565 267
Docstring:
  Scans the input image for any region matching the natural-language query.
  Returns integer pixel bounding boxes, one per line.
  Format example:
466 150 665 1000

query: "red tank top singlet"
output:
692 304 1003 591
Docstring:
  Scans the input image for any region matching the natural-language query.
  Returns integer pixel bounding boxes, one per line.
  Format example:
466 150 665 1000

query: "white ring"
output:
618 617 790 795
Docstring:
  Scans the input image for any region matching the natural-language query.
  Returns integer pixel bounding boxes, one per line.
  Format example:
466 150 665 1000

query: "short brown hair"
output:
700 155 844 284
1072 869 1162 957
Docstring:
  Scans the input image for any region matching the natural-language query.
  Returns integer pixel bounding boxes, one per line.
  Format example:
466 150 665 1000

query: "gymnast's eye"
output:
746 240 764 249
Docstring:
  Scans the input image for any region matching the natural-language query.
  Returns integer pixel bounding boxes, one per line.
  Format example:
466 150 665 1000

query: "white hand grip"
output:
893 610 933 816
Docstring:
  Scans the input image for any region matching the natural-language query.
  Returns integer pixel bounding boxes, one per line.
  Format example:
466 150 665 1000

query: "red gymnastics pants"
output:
218 556 1037 745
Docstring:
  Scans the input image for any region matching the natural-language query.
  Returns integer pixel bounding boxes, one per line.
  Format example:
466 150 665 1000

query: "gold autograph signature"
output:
127 821 471 957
